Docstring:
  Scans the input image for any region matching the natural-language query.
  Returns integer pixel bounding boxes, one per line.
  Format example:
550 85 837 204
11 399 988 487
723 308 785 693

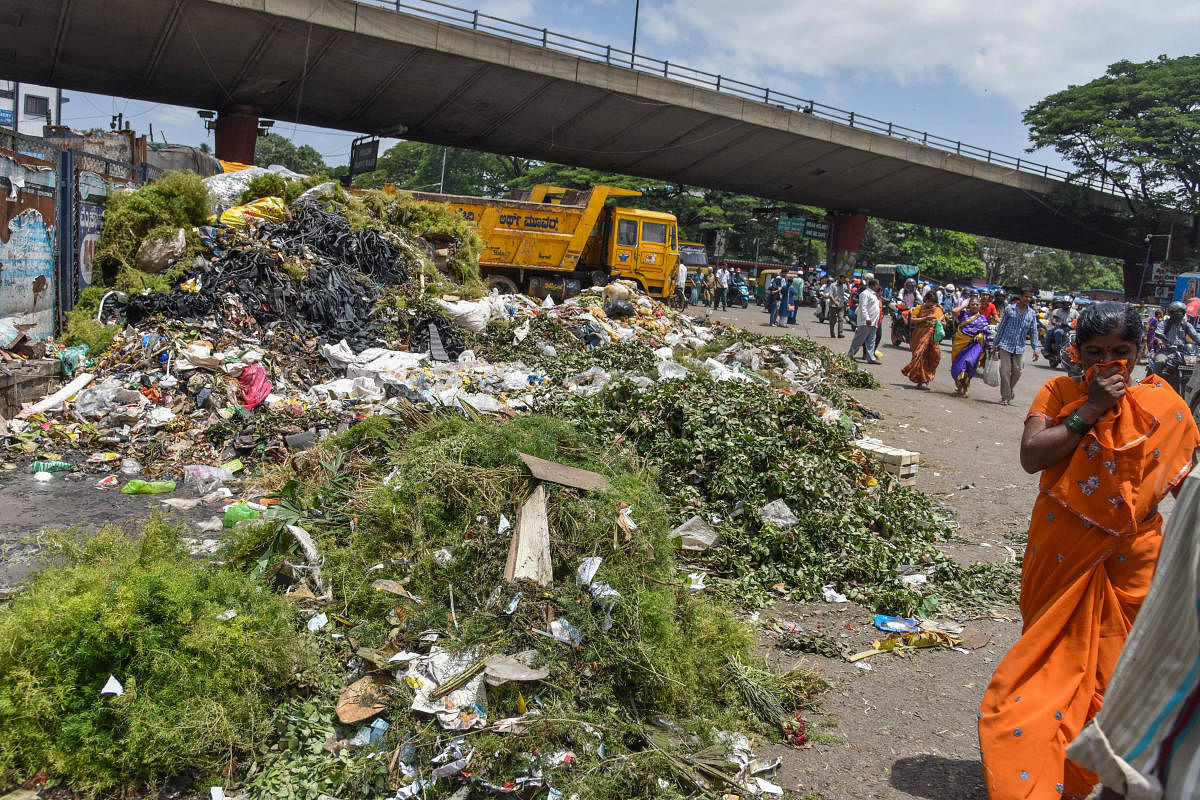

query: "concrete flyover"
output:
0 0 1178 261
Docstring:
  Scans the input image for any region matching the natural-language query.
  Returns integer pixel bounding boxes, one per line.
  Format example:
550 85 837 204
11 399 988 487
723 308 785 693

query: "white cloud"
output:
639 0 1200 108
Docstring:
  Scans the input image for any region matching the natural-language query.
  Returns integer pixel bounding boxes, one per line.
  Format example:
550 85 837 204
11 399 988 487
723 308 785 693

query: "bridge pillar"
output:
213 104 261 165
826 212 868 276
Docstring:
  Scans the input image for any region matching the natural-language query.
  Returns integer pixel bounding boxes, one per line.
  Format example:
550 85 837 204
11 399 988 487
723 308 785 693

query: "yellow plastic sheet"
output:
219 196 288 228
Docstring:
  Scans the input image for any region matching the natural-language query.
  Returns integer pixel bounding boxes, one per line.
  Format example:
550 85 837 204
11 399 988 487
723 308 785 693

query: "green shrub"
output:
94 171 210 284
0 517 315 796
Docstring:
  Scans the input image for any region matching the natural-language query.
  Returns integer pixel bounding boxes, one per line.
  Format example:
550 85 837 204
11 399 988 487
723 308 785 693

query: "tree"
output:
356 142 532 196
859 220 984 281
1023 54 1200 234
253 133 327 174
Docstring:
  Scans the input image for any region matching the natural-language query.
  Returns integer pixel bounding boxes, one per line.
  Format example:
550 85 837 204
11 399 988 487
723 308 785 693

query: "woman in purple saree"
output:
952 295 990 398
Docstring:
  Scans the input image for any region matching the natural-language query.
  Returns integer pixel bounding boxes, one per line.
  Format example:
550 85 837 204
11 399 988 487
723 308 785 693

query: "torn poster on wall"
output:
0 209 56 338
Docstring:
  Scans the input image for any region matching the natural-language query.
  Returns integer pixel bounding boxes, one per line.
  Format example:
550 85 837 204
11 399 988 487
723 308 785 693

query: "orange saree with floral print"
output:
978 370 1199 800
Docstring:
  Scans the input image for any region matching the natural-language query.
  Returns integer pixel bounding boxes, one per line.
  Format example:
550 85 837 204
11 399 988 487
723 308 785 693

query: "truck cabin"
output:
602 208 679 295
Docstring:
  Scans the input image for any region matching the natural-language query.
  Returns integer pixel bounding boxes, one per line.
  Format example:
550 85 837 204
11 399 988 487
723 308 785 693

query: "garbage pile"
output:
226 413 812 799
0 173 1021 798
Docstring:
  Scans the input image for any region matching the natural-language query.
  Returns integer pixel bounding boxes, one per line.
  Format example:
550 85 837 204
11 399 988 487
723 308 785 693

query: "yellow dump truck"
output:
409 184 680 298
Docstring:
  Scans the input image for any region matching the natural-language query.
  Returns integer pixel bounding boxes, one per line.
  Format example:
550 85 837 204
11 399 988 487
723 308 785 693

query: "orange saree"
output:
978 371 1200 800
901 305 944 385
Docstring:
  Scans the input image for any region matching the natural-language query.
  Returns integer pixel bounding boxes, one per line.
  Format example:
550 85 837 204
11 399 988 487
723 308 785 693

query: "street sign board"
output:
349 137 379 176
804 220 829 241
0 108 12 127
777 216 806 236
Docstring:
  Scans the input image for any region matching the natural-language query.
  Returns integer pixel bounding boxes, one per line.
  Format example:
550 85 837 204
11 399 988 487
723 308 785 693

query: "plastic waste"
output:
134 227 186 273
29 460 71 473
237 363 273 410
74 379 124 418
821 584 849 603
183 464 233 494
58 343 90 377
604 299 634 318
121 479 176 495
120 457 142 476
758 499 800 527
218 196 288 228
224 503 261 527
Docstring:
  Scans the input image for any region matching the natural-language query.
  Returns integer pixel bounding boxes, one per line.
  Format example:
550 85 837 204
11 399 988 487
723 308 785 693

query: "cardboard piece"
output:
504 483 553 586
336 674 389 724
519 453 611 491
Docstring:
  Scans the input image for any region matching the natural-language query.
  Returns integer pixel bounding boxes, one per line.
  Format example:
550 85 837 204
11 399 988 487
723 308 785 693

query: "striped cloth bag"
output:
1067 472 1200 799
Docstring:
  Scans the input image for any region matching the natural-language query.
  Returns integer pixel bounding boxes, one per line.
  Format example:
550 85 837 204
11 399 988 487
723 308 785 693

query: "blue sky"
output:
61 0 1200 175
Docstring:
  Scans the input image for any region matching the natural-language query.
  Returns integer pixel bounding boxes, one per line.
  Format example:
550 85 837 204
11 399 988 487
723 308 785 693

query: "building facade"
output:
0 80 62 137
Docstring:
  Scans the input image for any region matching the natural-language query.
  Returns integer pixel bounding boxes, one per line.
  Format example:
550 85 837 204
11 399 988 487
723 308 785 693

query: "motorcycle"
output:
733 282 751 308
1151 342 1197 397
888 302 912 347
1062 329 1083 380
1042 324 1072 369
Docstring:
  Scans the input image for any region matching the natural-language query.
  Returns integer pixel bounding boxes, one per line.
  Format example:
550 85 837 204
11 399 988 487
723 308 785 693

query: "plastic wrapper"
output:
219 196 289 229
183 465 233 494
237 363 273 410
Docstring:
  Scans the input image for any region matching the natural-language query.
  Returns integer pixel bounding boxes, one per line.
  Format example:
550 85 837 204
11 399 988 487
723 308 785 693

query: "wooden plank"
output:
519 453 611 492
504 482 553 586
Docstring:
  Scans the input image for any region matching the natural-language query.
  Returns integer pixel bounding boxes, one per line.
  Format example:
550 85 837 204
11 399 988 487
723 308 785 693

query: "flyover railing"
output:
355 0 1118 195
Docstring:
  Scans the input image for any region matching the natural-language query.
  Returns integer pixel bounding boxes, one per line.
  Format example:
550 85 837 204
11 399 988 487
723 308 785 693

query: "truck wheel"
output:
588 270 609 288
488 275 520 295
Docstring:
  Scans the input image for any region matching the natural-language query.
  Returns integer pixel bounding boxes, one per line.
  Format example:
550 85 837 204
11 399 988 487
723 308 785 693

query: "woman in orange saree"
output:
901 294 945 388
978 303 1200 800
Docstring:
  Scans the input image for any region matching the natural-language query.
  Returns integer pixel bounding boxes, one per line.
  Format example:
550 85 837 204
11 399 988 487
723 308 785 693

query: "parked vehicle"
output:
411 184 679 299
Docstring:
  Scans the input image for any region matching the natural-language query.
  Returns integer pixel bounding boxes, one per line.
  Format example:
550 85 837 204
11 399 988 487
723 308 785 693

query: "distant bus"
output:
679 241 709 270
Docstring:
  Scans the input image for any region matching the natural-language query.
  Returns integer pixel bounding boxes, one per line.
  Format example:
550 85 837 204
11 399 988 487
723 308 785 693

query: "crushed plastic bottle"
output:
120 479 177 495
120 458 142 476
29 460 71 473
223 504 261 527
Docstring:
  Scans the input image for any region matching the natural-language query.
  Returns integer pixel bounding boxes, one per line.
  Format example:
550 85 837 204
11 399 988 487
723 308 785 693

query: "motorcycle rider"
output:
1153 301 1200 374
1043 299 1077 361
899 278 922 311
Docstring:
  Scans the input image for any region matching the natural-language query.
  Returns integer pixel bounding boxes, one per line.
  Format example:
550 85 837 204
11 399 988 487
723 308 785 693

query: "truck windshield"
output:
642 221 668 244
617 219 638 246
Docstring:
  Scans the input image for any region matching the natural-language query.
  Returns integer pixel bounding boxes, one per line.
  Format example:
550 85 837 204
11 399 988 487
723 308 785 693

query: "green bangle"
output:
1064 412 1092 435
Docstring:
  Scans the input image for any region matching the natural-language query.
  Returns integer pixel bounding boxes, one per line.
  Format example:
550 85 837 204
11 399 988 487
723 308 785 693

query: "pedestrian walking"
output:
714 265 729 311
689 272 701 306
901 293 945 388
991 286 1040 405
847 278 882 363
1145 307 1163 358
828 275 848 338
950 295 990 397
767 273 787 327
788 272 804 324
979 303 1200 800
701 270 715 308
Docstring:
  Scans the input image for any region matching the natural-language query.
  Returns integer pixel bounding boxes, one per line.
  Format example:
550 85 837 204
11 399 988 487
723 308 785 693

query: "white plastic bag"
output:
983 352 1001 387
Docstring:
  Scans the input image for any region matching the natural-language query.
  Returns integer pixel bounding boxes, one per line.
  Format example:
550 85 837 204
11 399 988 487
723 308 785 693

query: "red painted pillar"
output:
826 212 868 276
213 104 261 165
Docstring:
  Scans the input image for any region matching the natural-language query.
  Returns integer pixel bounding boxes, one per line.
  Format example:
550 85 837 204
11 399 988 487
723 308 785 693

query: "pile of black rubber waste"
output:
125 201 412 350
